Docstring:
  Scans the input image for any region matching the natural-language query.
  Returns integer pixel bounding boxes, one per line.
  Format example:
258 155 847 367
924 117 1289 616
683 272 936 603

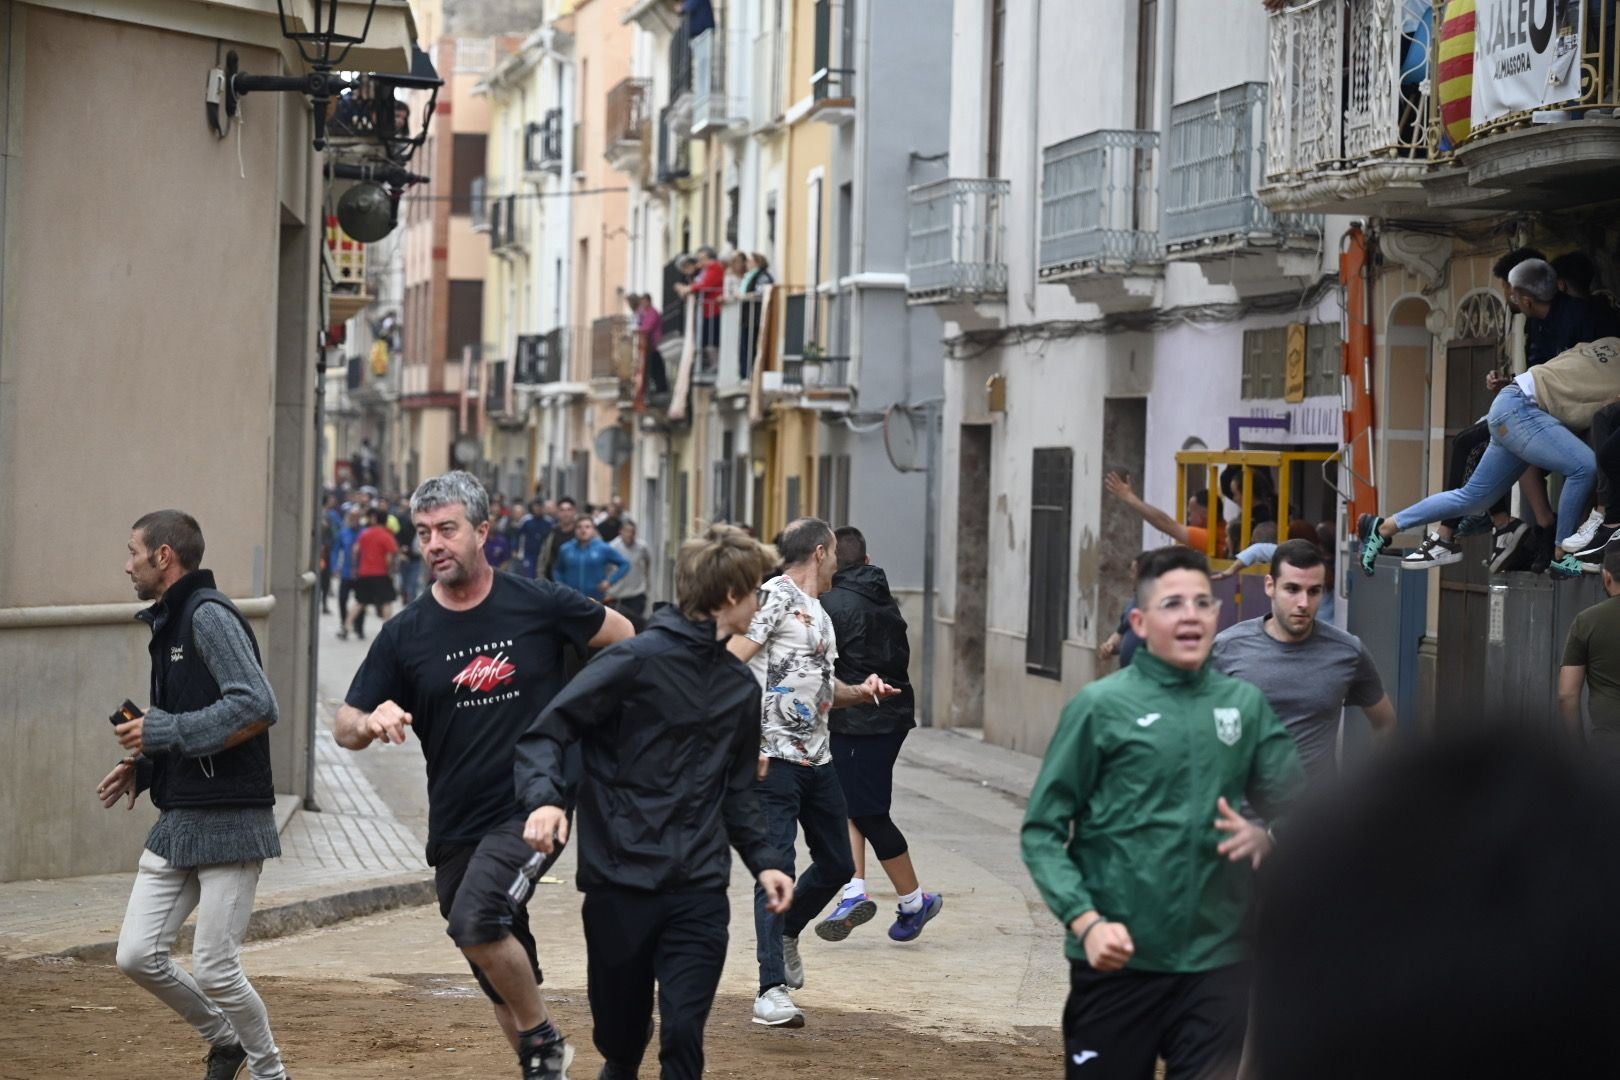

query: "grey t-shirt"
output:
1211 615 1385 778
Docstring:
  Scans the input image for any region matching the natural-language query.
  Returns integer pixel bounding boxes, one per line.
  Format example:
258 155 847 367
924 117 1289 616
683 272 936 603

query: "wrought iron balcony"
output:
605 78 651 173
1262 0 1440 214
514 333 562 385
490 194 523 254
1164 84 1320 257
907 177 1009 303
692 29 748 135
657 103 692 185
1039 129 1161 278
811 0 854 117
526 110 564 175
669 16 693 100
771 287 852 402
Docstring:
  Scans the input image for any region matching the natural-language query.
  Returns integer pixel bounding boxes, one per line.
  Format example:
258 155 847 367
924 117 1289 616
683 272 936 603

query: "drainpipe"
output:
1022 0 1042 314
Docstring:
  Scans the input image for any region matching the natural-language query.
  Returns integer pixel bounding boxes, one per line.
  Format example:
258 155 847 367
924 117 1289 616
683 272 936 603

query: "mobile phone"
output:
108 700 143 726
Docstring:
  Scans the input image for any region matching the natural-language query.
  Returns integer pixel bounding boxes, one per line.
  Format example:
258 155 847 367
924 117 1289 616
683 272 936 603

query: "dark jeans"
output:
646 341 670 396
1063 960 1247 1080
753 760 854 992
1441 419 1511 531
1592 401 1620 509
584 889 728 1080
337 578 365 636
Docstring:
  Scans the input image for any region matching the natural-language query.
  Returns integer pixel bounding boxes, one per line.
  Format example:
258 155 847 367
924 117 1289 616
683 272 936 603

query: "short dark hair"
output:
778 517 834 567
1270 538 1326 578
132 510 205 572
833 526 867 571
557 496 576 509
370 507 388 525
1492 246 1547 281
1604 542 1620 581
1552 250 1598 294
1135 545 1211 594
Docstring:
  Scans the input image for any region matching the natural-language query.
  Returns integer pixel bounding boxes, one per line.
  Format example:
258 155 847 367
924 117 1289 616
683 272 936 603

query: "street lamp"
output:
327 46 444 165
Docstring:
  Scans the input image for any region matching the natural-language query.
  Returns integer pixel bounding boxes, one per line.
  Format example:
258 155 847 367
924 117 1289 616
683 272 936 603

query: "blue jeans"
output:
753 760 854 993
1394 387 1596 546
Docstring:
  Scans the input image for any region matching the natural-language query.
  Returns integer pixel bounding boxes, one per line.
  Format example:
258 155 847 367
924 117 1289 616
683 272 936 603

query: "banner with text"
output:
1472 0 1585 123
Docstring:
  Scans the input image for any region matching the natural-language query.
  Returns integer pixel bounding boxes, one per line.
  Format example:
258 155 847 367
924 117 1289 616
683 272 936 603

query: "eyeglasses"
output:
1153 595 1222 615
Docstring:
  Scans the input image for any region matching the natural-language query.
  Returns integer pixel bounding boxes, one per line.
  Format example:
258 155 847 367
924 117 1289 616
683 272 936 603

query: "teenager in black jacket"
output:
516 524 793 1080
816 527 942 944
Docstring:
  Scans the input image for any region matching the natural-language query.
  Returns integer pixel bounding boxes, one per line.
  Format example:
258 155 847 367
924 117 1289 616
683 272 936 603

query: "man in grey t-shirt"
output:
1212 539 1395 779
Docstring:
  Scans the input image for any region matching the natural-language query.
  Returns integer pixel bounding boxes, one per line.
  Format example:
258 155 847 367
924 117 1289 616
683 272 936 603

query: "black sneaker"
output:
1400 533 1464 570
1356 514 1388 576
204 1044 248 1080
520 1036 574 1080
1488 518 1531 573
1529 524 1556 575
1576 523 1620 561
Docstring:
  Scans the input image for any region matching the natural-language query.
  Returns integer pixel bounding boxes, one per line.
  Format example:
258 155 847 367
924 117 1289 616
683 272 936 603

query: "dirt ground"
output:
0 956 1061 1079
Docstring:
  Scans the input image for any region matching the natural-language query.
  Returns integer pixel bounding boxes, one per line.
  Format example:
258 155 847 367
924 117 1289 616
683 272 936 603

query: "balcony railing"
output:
485 358 510 416
1265 0 1436 183
716 295 769 396
590 314 636 386
1164 84 1320 251
542 326 583 383
669 16 693 100
692 29 749 134
527 110 564 174
657 103 691 184
514 333 562 385
1039 129 1160 275
605 78 651 167
490 194 522 252
775 286 851 396
812 0 854 102
907 177 1009 302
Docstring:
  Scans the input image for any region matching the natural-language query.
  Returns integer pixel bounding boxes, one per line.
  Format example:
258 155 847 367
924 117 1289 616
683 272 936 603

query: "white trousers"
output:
115 849 285 1080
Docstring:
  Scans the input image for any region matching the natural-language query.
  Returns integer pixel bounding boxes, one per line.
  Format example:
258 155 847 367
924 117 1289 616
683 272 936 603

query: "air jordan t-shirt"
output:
345 571 605 852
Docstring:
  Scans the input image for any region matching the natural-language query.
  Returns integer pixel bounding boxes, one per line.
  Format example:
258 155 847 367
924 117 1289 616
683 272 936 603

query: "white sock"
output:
899 887 924 913
842 878 866 900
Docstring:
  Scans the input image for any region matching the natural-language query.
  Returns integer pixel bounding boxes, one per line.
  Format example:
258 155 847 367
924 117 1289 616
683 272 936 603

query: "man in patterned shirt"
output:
727 517 901 1029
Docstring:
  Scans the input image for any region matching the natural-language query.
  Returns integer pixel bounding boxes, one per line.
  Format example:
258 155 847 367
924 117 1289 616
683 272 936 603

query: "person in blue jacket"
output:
552 516 631 602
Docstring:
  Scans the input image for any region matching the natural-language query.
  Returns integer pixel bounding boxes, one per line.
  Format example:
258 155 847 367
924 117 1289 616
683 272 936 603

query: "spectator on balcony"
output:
630 294 670 400
552 517 631 603
740 255 774 378
1359 337 1620 581
724 251 749 301
676 246 726 358
1104 472 1228 557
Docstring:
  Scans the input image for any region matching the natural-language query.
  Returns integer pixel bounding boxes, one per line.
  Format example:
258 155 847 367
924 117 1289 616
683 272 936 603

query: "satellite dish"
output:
453 436 481 467
884 404 920 473
594 426 634 467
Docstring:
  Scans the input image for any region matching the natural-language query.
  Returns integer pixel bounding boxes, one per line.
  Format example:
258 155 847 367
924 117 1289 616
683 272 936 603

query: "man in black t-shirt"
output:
336 471 633 1080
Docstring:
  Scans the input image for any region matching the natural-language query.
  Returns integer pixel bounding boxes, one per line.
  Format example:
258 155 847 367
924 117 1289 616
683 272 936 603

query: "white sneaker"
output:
1562 508 1606 552
752 985 805 1028
781 935 805 990
1400 533 1464 569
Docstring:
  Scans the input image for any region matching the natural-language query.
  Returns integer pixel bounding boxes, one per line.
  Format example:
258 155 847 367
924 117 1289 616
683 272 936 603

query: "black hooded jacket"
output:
821 563 916 736
514 606 783 892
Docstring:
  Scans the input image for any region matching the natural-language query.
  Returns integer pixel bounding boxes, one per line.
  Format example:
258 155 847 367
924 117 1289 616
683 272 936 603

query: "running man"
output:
516 524 794 1079
726 517 901 1029
1023 546 1302 1080
334 471 634 1080
1359 337 1620 579
817 526 942 943
1212 539 1393 782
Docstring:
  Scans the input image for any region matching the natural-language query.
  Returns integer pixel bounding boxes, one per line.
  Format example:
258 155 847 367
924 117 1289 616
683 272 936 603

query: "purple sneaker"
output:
814 894 878 942
888 893 943 942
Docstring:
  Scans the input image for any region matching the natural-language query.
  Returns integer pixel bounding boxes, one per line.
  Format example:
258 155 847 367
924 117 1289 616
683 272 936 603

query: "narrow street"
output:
0 608 1065 1078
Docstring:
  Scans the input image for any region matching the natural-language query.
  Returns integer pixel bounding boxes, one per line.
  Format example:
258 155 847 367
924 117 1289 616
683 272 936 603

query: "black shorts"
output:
431 816 564 1005
1063 960 1247 1080
354 575 396 607
829 729 908 818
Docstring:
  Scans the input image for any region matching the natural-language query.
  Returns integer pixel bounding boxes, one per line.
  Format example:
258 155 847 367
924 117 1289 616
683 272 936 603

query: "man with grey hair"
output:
1510 256 1620 365
726 517 902 1029
335 471 634 1080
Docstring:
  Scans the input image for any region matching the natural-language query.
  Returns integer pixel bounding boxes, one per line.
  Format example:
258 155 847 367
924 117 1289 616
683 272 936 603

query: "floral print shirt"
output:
745 575 839 766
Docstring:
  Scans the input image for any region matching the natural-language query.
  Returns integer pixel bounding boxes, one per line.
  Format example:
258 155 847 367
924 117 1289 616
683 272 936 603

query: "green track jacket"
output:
1021 648 1302 973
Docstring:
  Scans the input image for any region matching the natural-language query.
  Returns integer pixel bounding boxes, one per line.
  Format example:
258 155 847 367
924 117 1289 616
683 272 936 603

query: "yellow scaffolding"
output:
1173 449 1336 571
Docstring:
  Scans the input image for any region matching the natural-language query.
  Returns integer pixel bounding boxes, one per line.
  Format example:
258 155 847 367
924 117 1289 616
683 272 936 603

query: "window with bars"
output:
1026 448 1073 679
1241 325 1340 400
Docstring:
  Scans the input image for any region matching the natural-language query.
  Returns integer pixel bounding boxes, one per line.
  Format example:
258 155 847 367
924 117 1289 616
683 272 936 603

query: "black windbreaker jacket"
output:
514 606 784 892
821 563 916 736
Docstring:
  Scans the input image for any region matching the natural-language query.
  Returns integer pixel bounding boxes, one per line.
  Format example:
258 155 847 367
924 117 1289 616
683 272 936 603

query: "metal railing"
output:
528 110 564 174
776 286 851 392
605 78 651 159
484 358 509 415
812 0 854 101
1039 129 1160 274
657 103 691 183
1164 84 1321 249
692 29 748 134
669 16 693 99
514 333 561 385
906 177 1009 300
1465 0 1615 144
490 194 521 251
1265 0 1437 181
543 326 586 383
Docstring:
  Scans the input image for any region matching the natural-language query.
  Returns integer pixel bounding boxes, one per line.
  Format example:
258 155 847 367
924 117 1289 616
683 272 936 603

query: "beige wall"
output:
0 8 323 880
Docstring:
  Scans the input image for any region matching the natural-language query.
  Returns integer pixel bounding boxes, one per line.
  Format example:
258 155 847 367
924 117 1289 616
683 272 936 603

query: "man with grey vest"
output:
96 510 287 1080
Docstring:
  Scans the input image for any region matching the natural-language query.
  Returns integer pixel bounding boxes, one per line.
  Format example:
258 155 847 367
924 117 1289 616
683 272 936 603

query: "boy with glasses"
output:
1023 546 1302 1080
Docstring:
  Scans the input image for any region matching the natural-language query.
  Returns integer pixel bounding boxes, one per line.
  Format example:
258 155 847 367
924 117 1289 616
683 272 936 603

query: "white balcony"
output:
907 178 1009 306
691 29 748 137
1038 129 1161 310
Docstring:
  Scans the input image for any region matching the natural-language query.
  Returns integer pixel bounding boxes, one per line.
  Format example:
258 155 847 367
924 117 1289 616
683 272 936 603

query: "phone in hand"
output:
108 700 143 727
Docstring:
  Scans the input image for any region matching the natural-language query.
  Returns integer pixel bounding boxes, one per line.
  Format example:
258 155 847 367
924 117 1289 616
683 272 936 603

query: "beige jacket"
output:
1530 338 1620 430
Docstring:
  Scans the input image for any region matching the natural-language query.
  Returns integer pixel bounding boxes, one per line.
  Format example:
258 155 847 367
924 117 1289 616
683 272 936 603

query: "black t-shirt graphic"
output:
344 572 606 855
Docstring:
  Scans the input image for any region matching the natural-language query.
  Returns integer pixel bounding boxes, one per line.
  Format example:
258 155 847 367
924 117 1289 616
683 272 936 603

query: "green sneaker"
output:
1356 514 1388 577
1549 553 1585 579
